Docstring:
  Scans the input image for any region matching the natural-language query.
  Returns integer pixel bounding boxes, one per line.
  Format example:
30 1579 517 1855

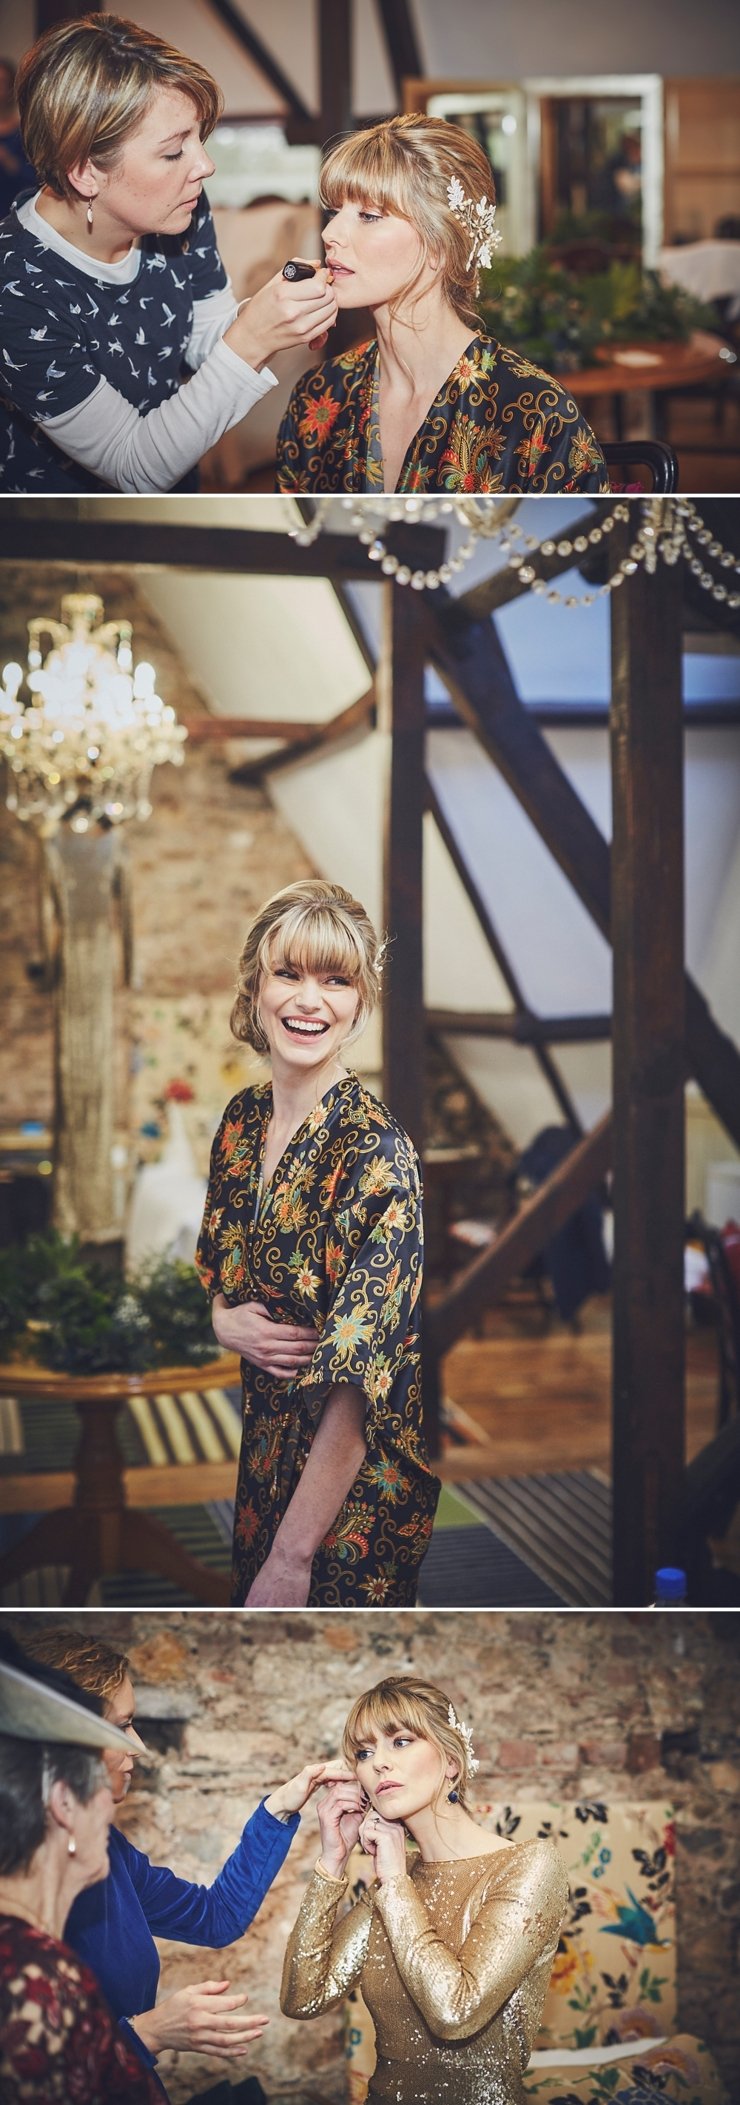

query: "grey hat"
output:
0 1655 150 1758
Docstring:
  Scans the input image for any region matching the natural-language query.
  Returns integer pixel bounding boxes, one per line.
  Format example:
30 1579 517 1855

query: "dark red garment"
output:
0 1916 162 2103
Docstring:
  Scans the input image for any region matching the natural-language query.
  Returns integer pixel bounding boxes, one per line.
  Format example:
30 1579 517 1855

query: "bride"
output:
281 1673 568 2103
276 113 608 496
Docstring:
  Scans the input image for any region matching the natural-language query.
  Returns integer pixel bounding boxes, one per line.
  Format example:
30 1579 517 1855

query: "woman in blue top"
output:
24 1627 344 2100
0 14 337 492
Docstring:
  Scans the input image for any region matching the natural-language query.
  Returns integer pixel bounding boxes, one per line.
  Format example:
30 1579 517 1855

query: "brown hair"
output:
342 1675 475 1810
22 1630 129 1708
320 113 496 331
231 878 383 1056
17 13 223 203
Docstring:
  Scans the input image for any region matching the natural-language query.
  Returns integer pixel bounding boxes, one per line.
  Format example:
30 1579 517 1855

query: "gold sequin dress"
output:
281 1841 569 2103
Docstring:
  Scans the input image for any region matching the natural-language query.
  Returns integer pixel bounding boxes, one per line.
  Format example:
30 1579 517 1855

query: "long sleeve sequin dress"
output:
281 1842 569 2105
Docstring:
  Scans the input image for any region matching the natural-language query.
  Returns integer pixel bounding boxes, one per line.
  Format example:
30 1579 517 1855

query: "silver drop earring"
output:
86 195 94 231
68 1836 76 1856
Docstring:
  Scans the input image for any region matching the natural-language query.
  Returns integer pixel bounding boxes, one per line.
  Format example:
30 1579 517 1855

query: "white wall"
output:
7 0 739 98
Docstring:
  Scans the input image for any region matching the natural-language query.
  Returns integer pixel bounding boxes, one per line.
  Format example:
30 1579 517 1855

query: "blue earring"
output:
448 1787 459 1803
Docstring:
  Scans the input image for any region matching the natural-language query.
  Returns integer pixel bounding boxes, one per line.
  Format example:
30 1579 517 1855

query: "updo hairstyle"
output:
342 1673 476 1810
320 113 496 329
231 878 383 1056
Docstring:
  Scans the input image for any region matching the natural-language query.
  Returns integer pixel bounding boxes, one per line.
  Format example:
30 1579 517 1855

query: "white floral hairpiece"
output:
448 1701 480 1774
446 176 502 273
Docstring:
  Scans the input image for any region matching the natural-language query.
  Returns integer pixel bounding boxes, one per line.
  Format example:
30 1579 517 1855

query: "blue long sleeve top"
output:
66 1799 299 2096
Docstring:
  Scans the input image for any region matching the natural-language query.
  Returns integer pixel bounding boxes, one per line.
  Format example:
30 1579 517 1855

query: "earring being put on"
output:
67 1836 76 1856
86 195 94 231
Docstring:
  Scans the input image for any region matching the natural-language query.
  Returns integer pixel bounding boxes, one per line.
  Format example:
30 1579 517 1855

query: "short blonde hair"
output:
320 113 496 331
22 1630 129 1709
231 878 382 1056
342 1675 475 1810
17 13 223 203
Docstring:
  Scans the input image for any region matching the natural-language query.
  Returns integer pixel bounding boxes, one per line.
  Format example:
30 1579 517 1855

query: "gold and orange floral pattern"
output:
275 335 609 494
196 1072 440 1606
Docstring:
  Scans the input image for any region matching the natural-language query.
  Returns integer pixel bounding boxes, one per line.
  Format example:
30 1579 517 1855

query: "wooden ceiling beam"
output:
0 518 443 580
205 0 312 120
230 684 376 781
427 1009 611 1043
375 0 423 99
423 590 740 1154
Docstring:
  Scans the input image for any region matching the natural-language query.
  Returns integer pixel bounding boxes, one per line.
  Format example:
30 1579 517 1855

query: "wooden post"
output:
318 0 352 140
610 535 686 1606
378 582 426 1154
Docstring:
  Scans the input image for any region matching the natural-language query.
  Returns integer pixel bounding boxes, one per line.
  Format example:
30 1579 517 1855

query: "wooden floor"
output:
438 1295 718 1483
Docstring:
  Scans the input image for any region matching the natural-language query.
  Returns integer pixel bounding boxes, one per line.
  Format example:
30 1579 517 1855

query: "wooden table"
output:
566 330 733 440
0 1355 241 1606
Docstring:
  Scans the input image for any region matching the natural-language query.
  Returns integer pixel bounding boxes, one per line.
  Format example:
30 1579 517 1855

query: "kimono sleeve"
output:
297 1153 423 1440
538 397 610 492
275 374 307 489
194 1106 228 1298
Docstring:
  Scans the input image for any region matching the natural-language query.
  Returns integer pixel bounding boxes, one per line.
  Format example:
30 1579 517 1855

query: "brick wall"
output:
2 1609 738 2102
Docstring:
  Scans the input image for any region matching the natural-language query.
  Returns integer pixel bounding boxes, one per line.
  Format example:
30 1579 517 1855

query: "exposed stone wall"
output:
2 1610 738 2102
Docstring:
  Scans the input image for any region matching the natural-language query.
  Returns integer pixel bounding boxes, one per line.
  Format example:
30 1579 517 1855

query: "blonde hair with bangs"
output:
17 13 223 204
231 878 382 1056
320 113 496 332
342 1675 474 1811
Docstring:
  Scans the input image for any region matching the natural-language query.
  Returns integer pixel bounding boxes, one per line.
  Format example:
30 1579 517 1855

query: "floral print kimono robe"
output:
195 1072 440 1606
275 335 609 494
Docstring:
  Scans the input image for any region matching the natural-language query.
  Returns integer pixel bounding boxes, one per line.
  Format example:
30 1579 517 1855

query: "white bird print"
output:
147 368 156 386
161 303 176 328
171 270 185 289
108 312 121 326
24 260 42 274
158 346 173 360
128 359 139 377
36 389 54 399
109 339 124 354
3 349 27 368
29 325 48 340
69 303 81 315
135 327 146 344
4 281 23 297
140 296 152 308
45 361 65 379
86 297 99 316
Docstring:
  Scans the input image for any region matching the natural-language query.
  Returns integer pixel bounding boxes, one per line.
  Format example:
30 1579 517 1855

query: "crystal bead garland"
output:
285 495 740 610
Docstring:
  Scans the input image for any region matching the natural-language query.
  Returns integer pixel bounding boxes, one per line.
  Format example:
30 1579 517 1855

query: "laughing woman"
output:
0 14 337 492
281 1675 570 2105
195 879 440 1608
276 113 608 495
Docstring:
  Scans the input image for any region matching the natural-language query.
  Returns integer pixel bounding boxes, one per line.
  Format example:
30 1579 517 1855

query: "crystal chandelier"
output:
287 495 740 609
0 592 186 835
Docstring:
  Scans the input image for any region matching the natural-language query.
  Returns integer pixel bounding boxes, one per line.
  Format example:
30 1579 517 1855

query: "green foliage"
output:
479 248 715 372
0 1235 214 1376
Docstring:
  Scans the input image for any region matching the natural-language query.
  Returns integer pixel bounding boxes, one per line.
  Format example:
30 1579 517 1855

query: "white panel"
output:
138 572 369 723
553 1040 612 1130
423 816 513 1010
416 0 736 79
427 728 613 1016
684 729 740 992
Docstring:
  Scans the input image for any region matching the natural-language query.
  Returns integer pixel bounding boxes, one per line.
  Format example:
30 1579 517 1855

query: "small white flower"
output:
447 176 466 212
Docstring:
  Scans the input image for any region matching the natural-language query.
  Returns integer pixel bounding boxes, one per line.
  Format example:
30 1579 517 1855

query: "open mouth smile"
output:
281 1017 330 1038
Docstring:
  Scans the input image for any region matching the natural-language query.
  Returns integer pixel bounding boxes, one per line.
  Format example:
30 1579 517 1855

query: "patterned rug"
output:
456 1469 613 1605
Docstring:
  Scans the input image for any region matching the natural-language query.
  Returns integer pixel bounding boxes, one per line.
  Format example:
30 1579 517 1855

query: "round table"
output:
0 1354 241 1606
565 329 734 439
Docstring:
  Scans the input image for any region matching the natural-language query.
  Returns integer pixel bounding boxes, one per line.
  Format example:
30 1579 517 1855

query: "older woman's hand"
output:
358 1809 408 1885
264 1757 353 1821
131 1978 269 2058
315 1775 367 1880
225 263 338 370
212 1293 316 1379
